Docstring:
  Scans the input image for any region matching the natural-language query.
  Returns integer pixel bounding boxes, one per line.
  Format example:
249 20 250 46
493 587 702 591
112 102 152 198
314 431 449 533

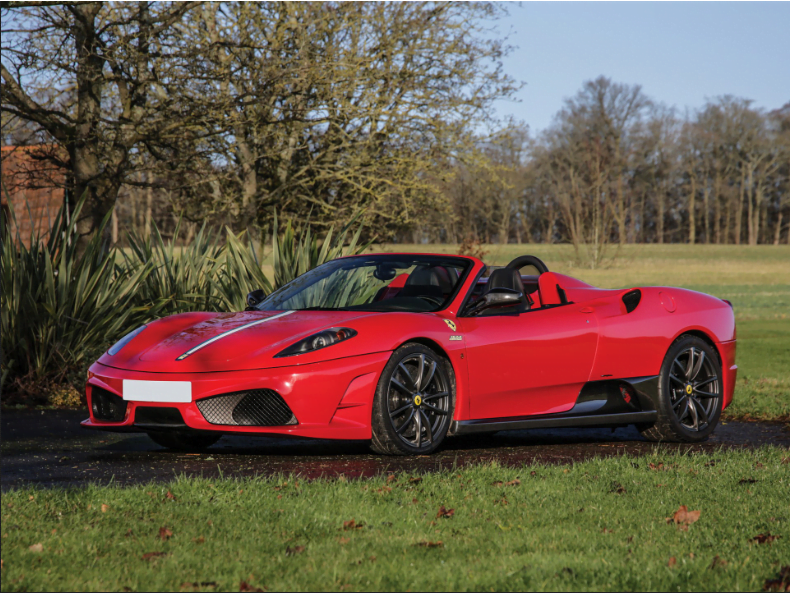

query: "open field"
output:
2 448 788 592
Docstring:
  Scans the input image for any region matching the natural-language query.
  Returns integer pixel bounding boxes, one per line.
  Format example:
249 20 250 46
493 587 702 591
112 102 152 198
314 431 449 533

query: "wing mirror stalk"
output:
245 289 266 310
463 288 523 316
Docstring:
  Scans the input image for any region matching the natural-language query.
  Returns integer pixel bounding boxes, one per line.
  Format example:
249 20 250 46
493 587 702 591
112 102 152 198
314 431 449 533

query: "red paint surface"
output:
85 253 737 439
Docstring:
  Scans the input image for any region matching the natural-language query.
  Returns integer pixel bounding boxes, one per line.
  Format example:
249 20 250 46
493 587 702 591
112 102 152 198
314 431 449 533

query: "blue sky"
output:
489 2 790 132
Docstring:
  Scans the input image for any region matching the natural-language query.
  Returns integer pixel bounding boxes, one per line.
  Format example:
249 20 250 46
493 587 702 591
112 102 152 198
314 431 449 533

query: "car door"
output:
459 305 599 420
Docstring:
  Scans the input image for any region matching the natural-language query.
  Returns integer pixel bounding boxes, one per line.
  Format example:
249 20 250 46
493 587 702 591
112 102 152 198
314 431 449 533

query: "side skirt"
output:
450 375 659 436
450 410 657 435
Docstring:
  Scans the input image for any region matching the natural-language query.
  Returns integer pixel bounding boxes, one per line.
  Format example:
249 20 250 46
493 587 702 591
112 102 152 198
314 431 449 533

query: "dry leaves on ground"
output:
416 541 443 548
751 533 782 545
181 581 217 590
408 477 422 484
142 551 168 560
342 519 365 531
668 557 677 568
436 506 455 519
101 504 109 513
709 555 728 570
239 580 265 592
763 566 790 592
666 505 701 531
285 545 305 556
158 527 173 541
28 543 43 553
492 479 521 487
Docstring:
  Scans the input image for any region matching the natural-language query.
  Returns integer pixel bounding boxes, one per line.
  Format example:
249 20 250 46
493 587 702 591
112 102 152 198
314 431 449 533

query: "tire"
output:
371 343 455 455
146 431 221 451
639 335 723 443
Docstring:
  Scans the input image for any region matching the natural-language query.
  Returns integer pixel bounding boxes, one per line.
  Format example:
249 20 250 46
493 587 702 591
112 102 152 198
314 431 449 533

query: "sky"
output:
489 2 790 133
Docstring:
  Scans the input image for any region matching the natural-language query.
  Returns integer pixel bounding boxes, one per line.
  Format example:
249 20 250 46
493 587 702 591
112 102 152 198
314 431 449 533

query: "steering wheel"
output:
419 295 444 307
505 255 549 275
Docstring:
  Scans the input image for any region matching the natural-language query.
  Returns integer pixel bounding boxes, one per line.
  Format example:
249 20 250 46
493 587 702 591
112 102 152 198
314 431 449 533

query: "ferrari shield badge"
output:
443 319 457 332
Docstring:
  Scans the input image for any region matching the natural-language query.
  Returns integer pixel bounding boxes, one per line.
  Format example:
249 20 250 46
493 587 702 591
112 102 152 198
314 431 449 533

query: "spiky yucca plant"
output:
1 197 371 400
1 198 158 396
270 211 371 289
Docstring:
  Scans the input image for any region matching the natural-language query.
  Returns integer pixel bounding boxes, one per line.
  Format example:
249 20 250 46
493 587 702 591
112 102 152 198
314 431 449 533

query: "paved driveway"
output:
2 409 788 490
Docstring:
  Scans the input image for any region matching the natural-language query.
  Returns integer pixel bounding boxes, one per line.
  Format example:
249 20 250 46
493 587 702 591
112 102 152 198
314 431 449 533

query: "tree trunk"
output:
735 168 745 245
688 172 696 244
145 182 153 239
703 185 710 244
775 212 784 245
713 169 721 244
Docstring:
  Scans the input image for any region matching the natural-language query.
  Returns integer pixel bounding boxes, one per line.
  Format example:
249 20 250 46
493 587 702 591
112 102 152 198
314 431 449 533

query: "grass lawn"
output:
2 449 788 592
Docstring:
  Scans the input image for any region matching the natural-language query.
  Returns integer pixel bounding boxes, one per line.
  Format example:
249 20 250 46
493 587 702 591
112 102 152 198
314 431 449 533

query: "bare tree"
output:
1 1 200 249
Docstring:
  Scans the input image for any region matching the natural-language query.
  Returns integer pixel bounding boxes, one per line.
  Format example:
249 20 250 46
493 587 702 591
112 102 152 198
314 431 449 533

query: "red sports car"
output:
83 253 736 455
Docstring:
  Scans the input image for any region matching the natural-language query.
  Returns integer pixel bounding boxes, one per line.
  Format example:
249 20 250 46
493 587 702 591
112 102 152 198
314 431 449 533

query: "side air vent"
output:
196 389 297 427
91 387 127 422
622 289 642 313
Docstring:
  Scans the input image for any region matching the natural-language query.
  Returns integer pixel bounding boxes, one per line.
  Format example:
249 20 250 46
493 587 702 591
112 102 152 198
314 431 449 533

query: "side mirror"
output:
245 289 266 310
464 288 523 316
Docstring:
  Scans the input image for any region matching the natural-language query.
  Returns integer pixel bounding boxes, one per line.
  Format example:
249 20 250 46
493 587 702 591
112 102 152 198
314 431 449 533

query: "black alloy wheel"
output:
371 343 454 455
640 335 722 442
668 345 721 431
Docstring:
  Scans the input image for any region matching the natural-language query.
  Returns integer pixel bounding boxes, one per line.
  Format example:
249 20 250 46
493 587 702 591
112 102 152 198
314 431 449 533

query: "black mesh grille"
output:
135 407 185 426
91 387 127 422
196 389 297 426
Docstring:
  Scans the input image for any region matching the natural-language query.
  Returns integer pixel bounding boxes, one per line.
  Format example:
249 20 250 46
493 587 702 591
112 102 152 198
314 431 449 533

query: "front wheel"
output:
146 431 221 451
371 343 455 455
640 335 723 442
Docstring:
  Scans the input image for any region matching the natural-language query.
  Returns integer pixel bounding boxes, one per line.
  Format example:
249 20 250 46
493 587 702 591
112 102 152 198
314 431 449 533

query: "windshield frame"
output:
256 254 474 313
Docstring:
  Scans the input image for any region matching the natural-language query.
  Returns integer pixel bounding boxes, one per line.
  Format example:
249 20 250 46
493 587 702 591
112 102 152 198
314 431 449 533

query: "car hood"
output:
98 310 384 373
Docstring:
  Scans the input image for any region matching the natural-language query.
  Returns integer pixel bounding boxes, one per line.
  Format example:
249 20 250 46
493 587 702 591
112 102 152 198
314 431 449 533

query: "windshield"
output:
257 255 471 313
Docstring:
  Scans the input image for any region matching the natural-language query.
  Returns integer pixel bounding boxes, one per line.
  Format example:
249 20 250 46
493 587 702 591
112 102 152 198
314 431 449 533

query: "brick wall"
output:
1 145 66 247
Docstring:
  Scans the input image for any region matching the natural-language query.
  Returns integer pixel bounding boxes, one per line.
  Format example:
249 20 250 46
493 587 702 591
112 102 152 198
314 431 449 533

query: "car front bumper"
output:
82 351 391 440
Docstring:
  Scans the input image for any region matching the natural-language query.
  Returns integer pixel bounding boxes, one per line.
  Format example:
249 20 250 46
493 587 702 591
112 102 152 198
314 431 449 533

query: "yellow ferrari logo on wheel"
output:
443 319 457 332
686 384 693 395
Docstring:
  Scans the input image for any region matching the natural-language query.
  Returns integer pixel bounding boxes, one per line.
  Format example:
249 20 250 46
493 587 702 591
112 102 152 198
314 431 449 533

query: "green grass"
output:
2 449 788 592
372 244 790 421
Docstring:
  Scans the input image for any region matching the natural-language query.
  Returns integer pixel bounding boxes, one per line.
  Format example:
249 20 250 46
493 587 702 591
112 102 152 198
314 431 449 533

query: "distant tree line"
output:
428 78 790 266
2 3 788 260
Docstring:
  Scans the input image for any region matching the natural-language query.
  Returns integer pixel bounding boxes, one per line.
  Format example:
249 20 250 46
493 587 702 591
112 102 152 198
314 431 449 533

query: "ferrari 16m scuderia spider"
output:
83 253 737 455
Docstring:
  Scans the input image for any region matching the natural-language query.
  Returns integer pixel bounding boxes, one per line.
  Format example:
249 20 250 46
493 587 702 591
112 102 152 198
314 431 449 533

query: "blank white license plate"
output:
122 380 192 403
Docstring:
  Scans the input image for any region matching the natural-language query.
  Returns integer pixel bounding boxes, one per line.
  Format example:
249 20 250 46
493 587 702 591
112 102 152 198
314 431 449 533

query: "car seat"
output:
537 272 569 306
399 266 448 300
479 268 529 315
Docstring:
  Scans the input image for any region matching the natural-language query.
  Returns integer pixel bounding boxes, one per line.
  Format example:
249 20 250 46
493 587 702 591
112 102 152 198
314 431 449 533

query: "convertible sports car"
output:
83 253 737 455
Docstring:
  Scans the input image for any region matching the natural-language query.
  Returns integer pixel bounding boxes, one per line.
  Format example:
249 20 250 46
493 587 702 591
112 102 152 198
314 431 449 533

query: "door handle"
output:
579 307 594 313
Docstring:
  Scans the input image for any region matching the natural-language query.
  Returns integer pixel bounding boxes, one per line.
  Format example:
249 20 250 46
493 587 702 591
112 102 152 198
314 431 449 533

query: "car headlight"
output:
108 325 147 356
274 328 357 358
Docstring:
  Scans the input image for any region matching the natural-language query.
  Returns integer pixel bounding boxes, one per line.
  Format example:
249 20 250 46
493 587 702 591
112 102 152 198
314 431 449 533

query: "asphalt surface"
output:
2 408 788 490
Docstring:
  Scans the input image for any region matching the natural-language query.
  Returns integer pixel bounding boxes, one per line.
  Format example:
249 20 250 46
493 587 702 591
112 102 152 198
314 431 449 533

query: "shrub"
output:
1 199 370 403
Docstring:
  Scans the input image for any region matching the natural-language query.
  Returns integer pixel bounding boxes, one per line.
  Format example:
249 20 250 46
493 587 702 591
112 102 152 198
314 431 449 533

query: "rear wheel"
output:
146 431 220 451
371 343 455 455
640 335 722 442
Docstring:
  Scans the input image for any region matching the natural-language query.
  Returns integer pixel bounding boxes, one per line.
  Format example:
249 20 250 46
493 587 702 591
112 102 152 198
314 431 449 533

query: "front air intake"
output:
91 387 127 422
196 389 297 426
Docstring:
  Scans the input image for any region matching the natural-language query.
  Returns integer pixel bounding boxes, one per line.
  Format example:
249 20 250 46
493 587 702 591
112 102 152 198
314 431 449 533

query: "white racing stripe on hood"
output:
175 310 296 361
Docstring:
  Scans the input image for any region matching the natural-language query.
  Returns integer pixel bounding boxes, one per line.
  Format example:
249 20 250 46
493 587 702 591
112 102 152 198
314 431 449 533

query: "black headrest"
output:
405 266 453 293
486 268 525 293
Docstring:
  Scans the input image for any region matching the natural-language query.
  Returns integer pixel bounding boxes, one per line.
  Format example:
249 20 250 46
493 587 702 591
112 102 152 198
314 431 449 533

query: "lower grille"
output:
91 387 127 422
196 389 297 426
135 407 185 426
